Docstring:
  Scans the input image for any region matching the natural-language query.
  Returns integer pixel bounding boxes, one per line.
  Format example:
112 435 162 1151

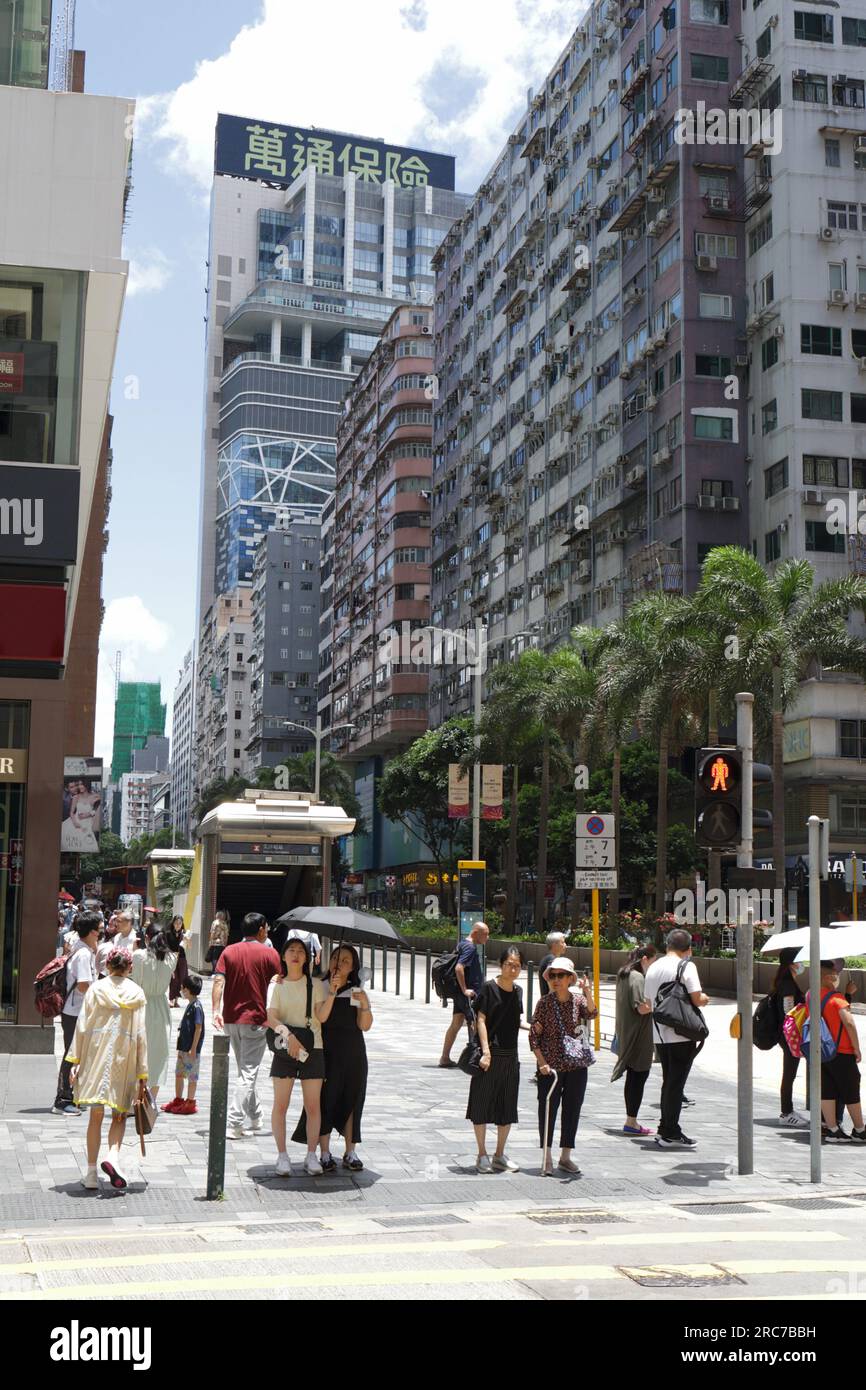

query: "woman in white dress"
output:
131 927 177 1101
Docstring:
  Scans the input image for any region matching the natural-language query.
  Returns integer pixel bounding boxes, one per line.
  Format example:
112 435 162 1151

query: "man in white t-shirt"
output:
96 909 138 976
52 913 99 1115
643 928 709 1149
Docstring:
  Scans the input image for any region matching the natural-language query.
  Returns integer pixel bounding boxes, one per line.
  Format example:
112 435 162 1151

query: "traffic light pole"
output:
735 692 754 1175
807 815 822 1184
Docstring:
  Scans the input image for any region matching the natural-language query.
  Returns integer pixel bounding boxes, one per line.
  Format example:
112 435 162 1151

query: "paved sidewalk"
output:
1 971 865 1228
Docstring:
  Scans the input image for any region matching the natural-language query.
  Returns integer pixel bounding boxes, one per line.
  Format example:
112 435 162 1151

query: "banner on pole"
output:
448 764 470 819
481 764 503 820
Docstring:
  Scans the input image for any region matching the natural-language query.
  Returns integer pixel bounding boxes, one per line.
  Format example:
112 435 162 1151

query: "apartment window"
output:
828 202 859 230
761 337 779 370
694 414 733 440
654 234 681 278
699 293 733 318
691 53 729 82
793 73 828 103
841 720 866 759
833 78 866 108
690 0 728 22
749 215 773 255
756 25 772 59
695 233 737 257
843 17 866 46
700 478 733 498
853 330 866 358
699 172 730 198
804 455 848 486
825 138 841 168
670 351 682 383
802 388 843 421
806 520 846 553
801 324 842 356
758 273 775 308
762 400 778 434
855 459 866 488
695 354 732 377
852 394 866 423
0 266 85 468
765 529 781 563
794 11 833 42
764 458 788 498
830 263 848 293
839 794 866 832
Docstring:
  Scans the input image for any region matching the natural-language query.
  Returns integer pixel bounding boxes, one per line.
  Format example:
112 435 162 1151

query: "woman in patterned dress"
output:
131 928 177 1102
67 947 148 1190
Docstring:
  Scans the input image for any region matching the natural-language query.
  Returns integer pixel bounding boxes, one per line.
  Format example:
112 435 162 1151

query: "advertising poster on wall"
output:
62 757 103 853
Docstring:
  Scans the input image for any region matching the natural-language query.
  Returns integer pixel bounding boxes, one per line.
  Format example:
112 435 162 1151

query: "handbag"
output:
652 959 709 1049
133 1080 157 1156
457 1028 483 1075
553 994 595 1069
266 975 315 1056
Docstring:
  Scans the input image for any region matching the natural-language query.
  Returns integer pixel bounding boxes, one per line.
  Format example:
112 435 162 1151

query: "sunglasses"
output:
547 971 571 979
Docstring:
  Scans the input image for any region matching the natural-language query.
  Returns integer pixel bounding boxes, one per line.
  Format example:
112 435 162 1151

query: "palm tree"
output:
597 592 706 914
257 754 365 832
476 694 544 933
695 549 866 890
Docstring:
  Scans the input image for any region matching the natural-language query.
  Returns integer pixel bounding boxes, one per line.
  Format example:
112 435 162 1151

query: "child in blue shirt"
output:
162 973 205 1115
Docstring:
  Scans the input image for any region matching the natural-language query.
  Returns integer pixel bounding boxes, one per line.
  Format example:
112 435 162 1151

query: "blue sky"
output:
85 0 585 764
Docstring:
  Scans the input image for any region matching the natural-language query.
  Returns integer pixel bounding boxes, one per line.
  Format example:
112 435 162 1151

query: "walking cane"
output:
542 1068 559 1175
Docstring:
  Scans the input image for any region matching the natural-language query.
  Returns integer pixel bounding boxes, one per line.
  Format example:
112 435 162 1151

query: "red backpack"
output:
34 955 72 1022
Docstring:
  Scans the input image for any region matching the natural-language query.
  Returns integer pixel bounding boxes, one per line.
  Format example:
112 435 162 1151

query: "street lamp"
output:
279 716 356 801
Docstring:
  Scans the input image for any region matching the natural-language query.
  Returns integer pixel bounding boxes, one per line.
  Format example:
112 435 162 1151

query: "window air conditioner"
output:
696 255 718 271
855 293 866 311
804 489 824 504
820 227 836 241
696 494 718 510
829 289 849 305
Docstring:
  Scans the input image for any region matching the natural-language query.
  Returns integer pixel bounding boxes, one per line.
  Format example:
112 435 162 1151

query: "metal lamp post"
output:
279 716 356 800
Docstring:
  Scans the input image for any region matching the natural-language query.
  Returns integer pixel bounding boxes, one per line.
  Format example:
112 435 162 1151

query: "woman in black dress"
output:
292 944 372 1171
467 946 526 1173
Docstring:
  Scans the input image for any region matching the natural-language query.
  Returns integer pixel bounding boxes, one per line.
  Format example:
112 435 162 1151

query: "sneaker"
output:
491 1153 520 1172
81 1170 98 1190
304 1153 323 1176
226 1124 246 1141
779 1111 809 1128
672 1132 698 1149
100 1158 127 1190
275 1152 292 1177
180 1100 197 1115
476 1154 493 1173
623 1124 652 1136
850 1129 866 1144
161 1098 184 1114
52 1104 81 1116
342 1152 364 1171
823 1128 851 1144
320 1153 338 1173
681 1096 696 1108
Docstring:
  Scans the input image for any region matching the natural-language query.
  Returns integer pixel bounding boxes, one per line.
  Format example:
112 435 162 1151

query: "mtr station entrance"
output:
187 790 355 967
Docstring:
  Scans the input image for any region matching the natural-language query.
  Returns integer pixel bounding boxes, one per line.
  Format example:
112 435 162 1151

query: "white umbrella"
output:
760 922 866 956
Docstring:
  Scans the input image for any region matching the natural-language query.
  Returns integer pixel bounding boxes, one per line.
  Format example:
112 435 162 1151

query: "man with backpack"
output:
438 921 489 1069
644 928 709 1149
51 912 99 1115
816 961 866 1144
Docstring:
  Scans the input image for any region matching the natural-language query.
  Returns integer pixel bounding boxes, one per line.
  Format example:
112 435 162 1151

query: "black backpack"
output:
432 947 461 1000
752 992 782 1051
653 959 709 1048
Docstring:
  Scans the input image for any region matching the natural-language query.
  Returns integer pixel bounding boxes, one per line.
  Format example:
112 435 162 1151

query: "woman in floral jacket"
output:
529 957 597 1176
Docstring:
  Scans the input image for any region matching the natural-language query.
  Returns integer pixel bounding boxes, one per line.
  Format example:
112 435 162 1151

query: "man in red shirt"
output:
212 912 281 1140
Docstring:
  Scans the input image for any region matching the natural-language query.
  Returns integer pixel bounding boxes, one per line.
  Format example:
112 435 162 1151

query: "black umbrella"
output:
273 906 408 957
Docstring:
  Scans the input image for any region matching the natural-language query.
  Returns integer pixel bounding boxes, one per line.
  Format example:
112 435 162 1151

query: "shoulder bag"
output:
553 993 595 1069
133 1079 157 1156
652 959 709 1049
266 975 315 1055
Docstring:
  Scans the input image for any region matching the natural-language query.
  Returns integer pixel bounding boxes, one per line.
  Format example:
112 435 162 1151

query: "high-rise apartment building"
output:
110 683 167 781
0 48 131 1039
247 521 322 772
170 646 196 841
430 0 752 729
739 0 866 859
193 591 252 800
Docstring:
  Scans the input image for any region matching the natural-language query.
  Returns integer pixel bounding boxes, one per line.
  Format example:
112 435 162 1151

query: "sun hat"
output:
543 956 578 984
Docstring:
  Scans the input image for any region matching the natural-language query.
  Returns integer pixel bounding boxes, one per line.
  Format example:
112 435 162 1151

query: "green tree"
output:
258 753 366 834
695 550 866 890
192 775 252 824
156 858 193 910
79 830 127 879
378 719 475 913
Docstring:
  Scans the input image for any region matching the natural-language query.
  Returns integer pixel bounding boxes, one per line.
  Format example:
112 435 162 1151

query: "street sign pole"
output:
575 810 615 1051
855 856 860 920
807 815 822 1184
592 888 601 1050
735 693 754 1176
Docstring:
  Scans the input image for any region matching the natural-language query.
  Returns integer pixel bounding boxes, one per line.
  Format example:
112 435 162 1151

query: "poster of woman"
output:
61 758 103 854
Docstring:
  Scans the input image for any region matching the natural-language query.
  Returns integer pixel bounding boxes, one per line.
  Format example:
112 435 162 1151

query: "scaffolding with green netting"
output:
110 682 166 781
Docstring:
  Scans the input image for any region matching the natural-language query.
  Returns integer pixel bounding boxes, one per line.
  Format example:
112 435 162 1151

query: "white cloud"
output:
126 247 173 297
138 0 587 193
94 598 172 767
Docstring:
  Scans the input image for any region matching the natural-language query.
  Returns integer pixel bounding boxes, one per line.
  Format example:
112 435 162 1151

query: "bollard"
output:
425 949 431 1004
206 1033 231 1200
383 945 388 992
396 948 402 997
527 961 535 1015
410 948 416 1001
370 945 376 990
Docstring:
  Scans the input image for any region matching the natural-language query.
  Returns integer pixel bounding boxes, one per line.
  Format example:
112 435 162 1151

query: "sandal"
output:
342 1154 364 1171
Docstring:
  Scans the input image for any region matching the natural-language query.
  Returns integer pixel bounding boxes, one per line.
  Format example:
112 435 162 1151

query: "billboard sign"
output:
62 757 103 853
214 114 456 192
0 464 80 564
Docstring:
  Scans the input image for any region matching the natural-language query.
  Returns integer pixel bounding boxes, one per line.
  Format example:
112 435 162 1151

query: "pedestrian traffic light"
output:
695 746 742 849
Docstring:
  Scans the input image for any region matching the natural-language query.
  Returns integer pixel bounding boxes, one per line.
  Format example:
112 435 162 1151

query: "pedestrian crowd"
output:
44 897 866 1191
